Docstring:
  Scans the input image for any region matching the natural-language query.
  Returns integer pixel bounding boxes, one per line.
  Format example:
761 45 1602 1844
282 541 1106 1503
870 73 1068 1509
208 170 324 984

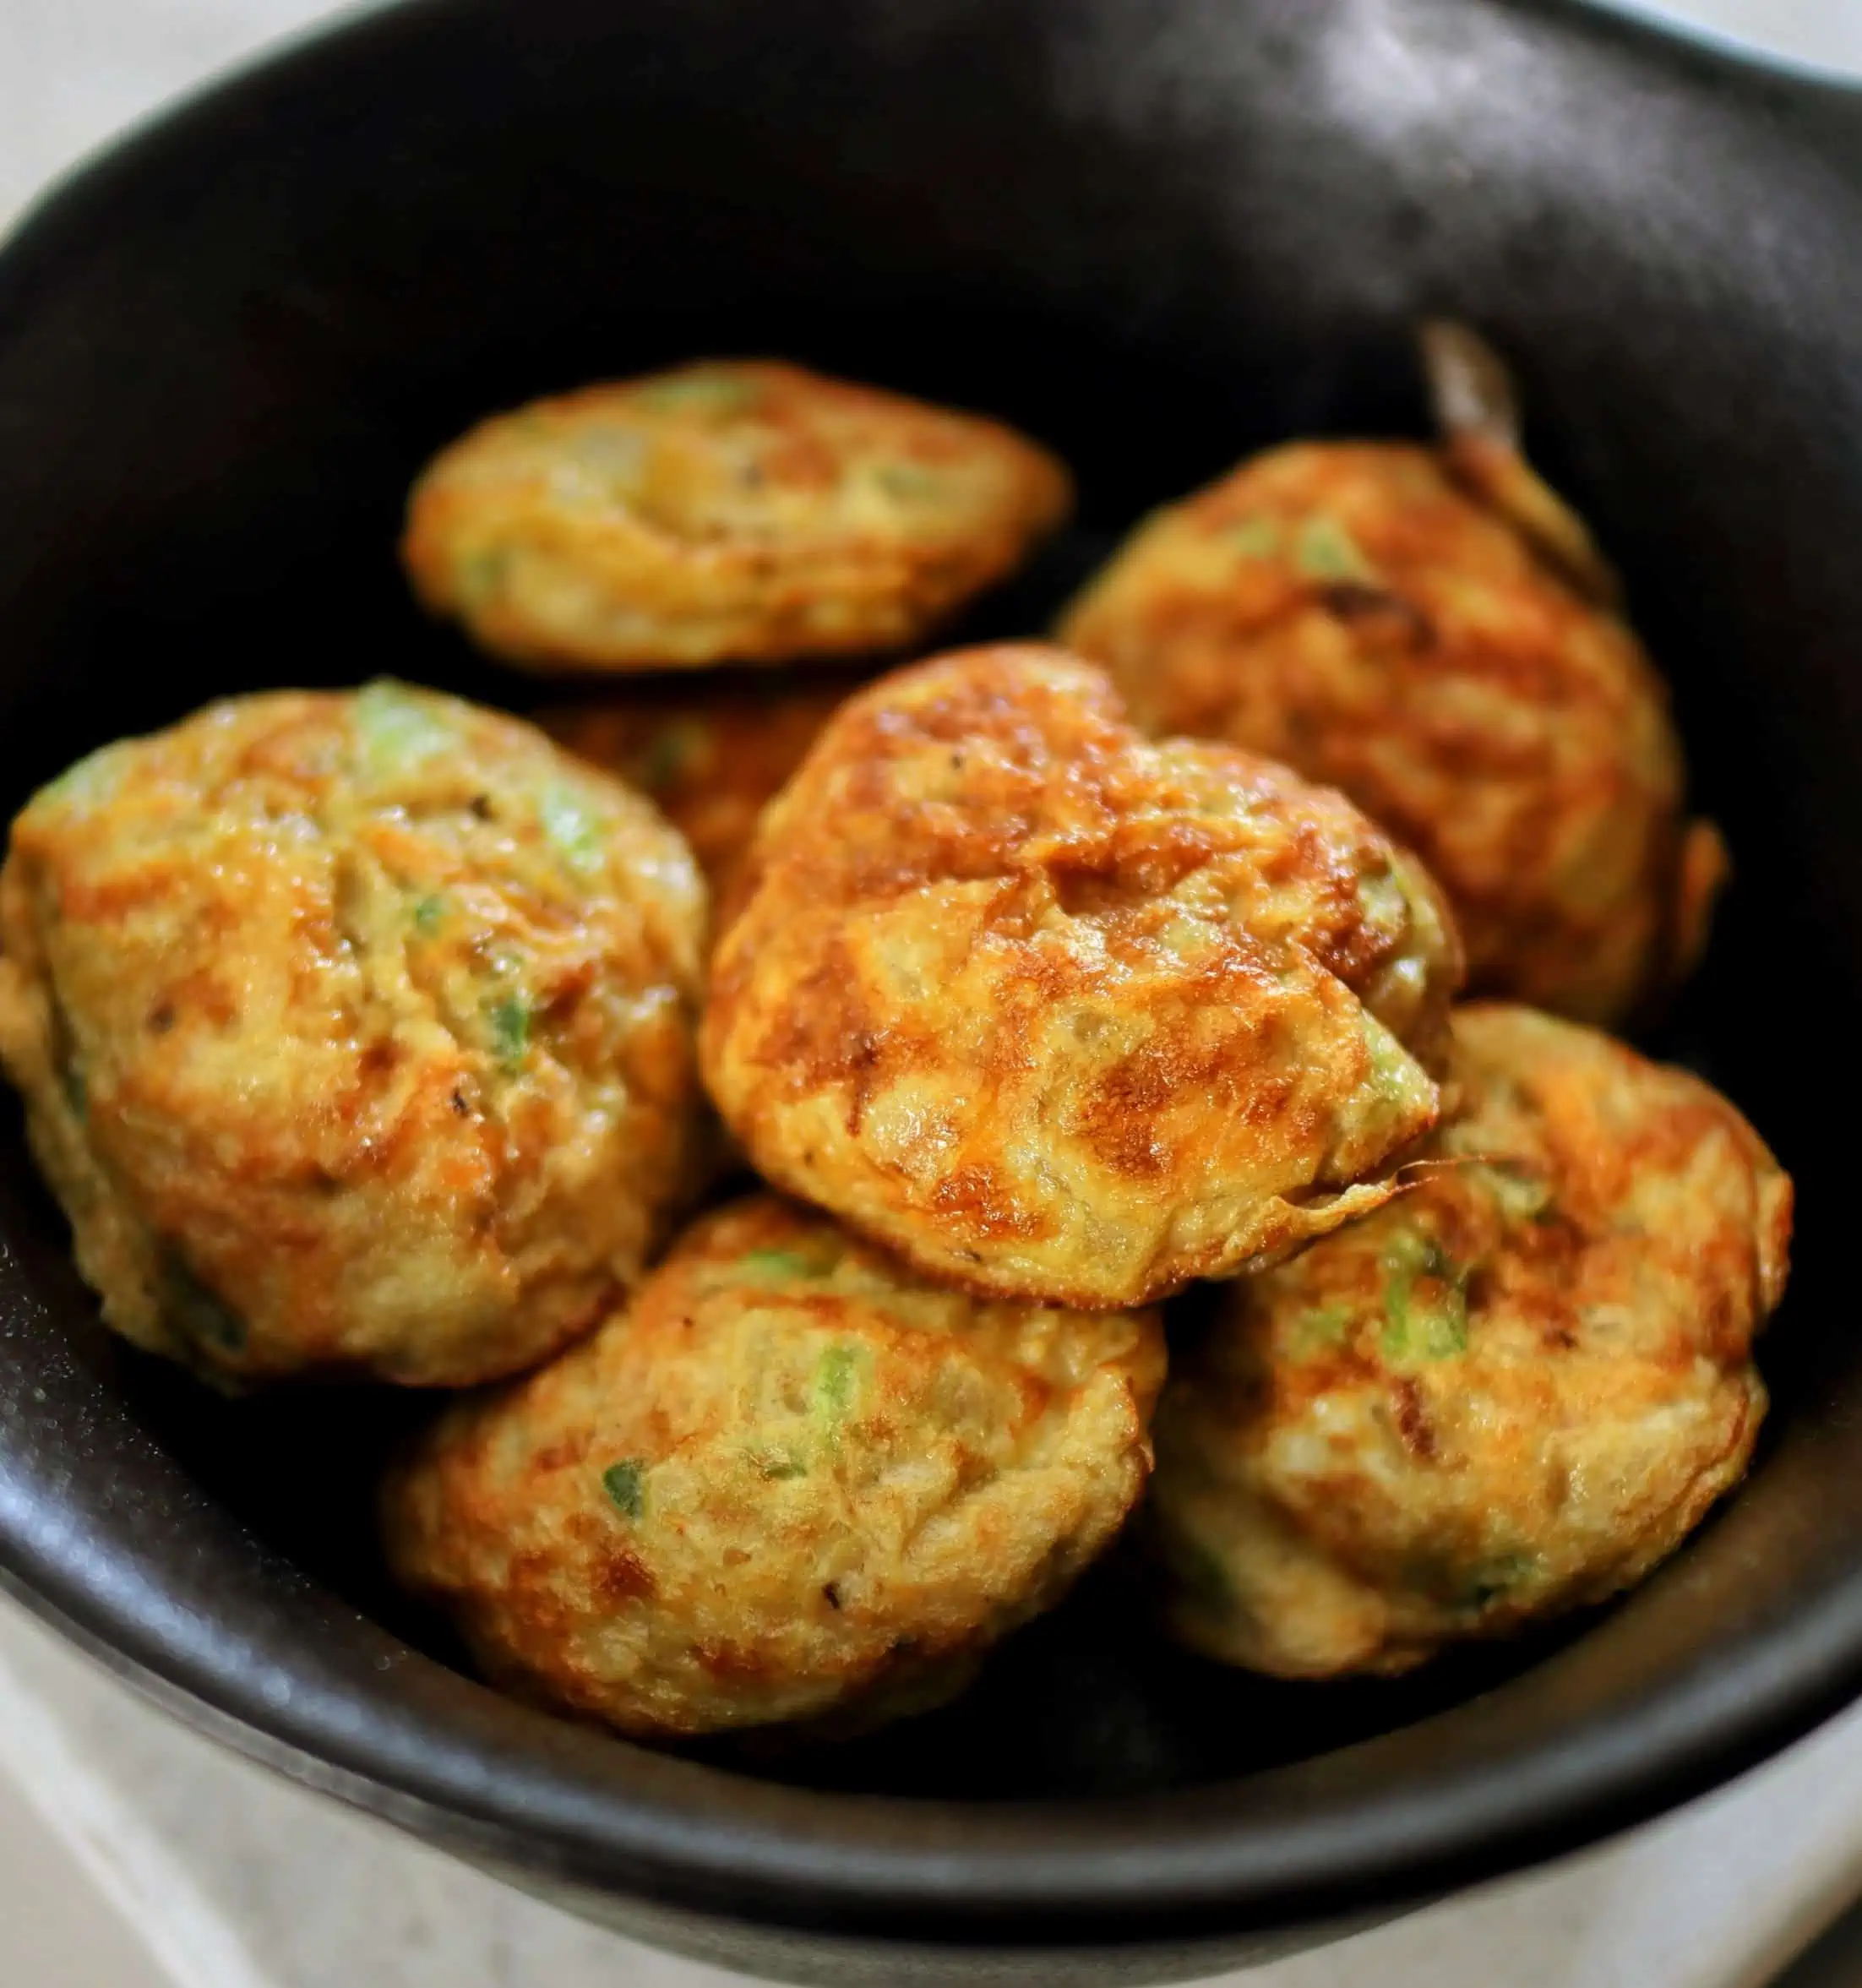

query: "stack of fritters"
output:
0 346 1790 1740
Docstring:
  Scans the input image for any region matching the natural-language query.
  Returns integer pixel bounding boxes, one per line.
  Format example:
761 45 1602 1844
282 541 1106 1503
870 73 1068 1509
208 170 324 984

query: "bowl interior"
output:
3 0 1862 1941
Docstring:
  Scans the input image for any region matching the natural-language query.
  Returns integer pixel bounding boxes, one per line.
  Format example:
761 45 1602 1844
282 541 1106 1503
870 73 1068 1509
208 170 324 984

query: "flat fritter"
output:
403 361 1072 673
540 674 852 907
1149 1002 1791 1677
381 1194 1165 1738
0 682 708 1386
701 645 1464 1310
1059 437 1721 1027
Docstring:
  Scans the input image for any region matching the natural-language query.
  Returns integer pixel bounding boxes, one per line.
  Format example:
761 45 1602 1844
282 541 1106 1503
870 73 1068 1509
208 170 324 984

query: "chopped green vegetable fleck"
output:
1480 1163 1556 1224
634 369 758 416
411 894 447 936
877 460 942 500
1380 1228 1469 1360
569 427 646 482
1357 863 1411 936
1295 515 1375 582
1462 1551 1538 1610
1226 517 1282 560
487 994 531 1068
1361 1010 1419 1091
457 547 509 607
743 1246 829 1281
41 741 131 812
537 782 607 878
602 1459 647 1519
354 681 458 772
62 1063 86 1120
1355 1012 1431 1143
1290 1306 1353 1355
812 1344 863 1449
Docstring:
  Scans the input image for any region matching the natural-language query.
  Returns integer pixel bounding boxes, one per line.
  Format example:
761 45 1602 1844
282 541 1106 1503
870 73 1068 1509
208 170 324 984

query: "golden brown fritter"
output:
1059 428 1721 1027
1149 1002 1792 1678
402 361 1072 674
701 645 1464 1310
539 674 852 907
0 682 708 1386
381 1194 1165 1739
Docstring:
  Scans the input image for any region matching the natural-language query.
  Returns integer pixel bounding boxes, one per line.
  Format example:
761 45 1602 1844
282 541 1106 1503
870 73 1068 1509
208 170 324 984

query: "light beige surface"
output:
0 1750 173 1988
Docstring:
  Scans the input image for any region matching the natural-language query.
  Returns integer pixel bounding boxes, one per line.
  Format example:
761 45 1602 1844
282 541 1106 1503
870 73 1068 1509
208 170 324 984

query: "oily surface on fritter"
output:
0 682 707 1385
541 673 851 907
403 361 1072 673
703 645 1463 1310
1150 1002 1792 1678
382 1194 1166 1737
1060 443 1722 1025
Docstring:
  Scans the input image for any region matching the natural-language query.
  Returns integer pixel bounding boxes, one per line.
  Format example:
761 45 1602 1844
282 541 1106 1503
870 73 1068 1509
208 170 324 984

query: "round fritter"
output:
381 1194 1166 1738
1058 441 1723 1025
0 682 708 1386
540 674 852 908
402 361 1073 674
1149 1002 1792 1678
701 645 1464 1310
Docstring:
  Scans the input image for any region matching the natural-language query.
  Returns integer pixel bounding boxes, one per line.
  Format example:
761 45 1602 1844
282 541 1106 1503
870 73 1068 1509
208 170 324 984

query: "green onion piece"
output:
742 1247 828 1280
1462 1551 1537 1609
1226 517 1282 560
354 681 458 772
1290 1305 1353 1354
1380 1229 1469 1359
813 1344 862 1449
457 547 509 607
41 740 132 811
1481 1163 1557 1223
877 460 941 500
537 782 607 878
487 994 530 1068
634 369 758 416
1295 515 1375 582
602 1460 647 1519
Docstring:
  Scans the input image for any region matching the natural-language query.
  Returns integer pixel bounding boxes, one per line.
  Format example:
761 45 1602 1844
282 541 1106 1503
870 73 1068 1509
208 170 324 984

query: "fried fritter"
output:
540 674 851 907
1059 339 1720 1026
403 361 1072 673
1149 1002 1791 1677
0 682 708 1386
381 1193 1165 1738
701 645 1464 1310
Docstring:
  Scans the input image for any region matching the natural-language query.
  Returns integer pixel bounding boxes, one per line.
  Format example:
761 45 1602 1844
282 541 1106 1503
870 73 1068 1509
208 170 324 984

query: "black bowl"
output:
2 1 1860 1980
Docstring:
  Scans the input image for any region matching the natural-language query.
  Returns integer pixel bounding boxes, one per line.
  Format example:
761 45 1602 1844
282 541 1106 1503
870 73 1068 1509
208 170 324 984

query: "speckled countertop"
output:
3 5 1862 1986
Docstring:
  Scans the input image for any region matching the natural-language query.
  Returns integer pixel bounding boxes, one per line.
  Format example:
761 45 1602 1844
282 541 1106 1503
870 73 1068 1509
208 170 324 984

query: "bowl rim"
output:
2 0 1860 1949
12 1544 1862 1948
